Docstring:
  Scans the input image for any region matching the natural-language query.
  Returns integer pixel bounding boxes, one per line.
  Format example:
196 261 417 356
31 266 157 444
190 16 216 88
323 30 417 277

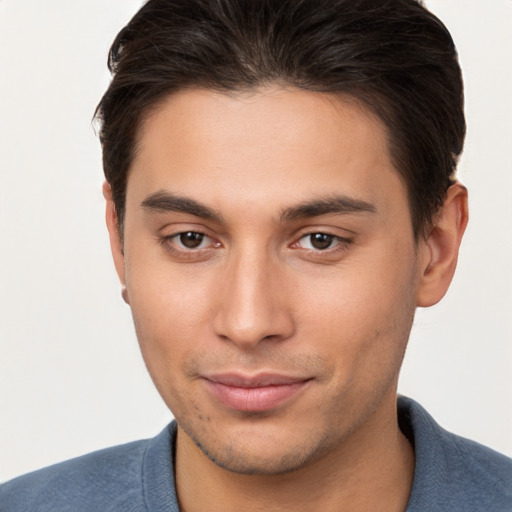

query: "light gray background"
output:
1 0 511 482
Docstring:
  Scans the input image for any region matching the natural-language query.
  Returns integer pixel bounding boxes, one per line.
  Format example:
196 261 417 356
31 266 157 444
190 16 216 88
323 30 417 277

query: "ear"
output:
416 182 469 307
103 181 129 304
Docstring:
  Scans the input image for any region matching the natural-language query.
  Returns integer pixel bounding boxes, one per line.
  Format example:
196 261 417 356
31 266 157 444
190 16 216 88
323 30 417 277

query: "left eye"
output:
296 233 342 250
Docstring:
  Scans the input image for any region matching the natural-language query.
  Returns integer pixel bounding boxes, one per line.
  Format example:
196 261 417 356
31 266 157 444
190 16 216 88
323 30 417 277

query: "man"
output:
1 0 511 510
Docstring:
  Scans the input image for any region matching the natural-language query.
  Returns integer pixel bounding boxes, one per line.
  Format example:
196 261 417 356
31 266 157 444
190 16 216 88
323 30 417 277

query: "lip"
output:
202 373 312 412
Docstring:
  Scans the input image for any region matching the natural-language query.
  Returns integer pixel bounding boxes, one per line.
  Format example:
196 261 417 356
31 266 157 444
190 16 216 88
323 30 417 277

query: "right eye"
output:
174 231 209 249
159 230 222 260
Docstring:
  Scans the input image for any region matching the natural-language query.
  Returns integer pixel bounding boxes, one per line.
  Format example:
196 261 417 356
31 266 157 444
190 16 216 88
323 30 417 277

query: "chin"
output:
196 439 321 475
181 417 334 475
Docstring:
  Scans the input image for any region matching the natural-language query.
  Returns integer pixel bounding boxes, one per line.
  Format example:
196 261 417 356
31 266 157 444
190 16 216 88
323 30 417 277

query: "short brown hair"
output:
95 0 465 239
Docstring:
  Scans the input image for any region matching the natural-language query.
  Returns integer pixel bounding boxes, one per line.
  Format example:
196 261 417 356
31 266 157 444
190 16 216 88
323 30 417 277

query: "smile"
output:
202 373 312 412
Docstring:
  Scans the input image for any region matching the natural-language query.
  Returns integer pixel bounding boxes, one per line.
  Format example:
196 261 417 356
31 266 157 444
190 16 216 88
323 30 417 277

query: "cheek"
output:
295 246 418 368
126 269 212 414
125 256 215 370
301 263 414 331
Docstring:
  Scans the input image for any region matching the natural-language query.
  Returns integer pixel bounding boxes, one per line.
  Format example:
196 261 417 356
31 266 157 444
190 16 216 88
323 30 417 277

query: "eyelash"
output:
158 231 353 259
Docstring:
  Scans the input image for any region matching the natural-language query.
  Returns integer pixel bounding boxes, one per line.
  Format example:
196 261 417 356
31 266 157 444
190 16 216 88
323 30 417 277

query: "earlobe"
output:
416 183 469 307
103 181 129 303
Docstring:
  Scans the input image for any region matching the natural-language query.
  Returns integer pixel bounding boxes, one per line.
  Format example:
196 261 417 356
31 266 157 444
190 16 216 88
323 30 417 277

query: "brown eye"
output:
179 232 205 248
293 232 352 256
309 233 334 250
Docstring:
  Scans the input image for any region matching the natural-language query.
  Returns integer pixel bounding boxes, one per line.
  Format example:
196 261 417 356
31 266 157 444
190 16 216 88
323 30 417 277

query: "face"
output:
112 87 425 474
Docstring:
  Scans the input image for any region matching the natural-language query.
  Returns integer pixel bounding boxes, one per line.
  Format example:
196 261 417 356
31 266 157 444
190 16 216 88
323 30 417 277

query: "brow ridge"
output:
141 190 223 222
141 191 376 224
280 195 377 221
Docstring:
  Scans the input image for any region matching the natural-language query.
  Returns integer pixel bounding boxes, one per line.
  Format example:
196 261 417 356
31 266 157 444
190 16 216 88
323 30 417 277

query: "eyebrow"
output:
141 190 376 224
141 190 224 223
280 195 377 221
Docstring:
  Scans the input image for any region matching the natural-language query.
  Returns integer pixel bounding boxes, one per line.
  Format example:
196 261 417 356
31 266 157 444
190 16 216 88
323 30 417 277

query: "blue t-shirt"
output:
1 397 511 511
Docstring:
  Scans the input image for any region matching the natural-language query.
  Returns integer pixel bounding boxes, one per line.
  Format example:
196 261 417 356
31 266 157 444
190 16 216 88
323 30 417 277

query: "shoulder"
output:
0 423 178 512
438 430 512 508
0 440 148 512
399 396 512 511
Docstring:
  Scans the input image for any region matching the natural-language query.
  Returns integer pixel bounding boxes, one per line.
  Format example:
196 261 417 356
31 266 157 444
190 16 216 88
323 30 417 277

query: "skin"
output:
104 87 468 511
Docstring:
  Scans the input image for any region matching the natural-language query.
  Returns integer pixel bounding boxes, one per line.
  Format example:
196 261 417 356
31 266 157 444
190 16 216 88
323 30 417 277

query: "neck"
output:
175 395 414 512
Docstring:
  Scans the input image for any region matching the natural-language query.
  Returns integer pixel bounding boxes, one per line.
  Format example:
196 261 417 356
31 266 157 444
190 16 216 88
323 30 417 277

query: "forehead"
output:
127 86 407 220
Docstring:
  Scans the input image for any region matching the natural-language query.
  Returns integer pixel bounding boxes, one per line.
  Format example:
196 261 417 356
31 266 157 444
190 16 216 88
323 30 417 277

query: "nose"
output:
212 248 295 349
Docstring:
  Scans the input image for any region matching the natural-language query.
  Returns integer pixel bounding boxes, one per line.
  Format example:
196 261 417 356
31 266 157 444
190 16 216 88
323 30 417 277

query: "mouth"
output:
202 373 313 412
